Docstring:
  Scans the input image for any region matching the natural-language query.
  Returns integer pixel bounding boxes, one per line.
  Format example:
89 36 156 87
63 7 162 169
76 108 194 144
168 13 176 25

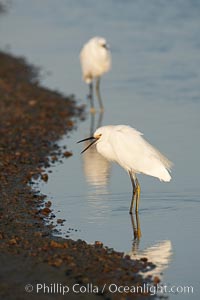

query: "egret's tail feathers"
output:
159 157 173 182
159 169 171 182
145 165 172 182
152 149 173 182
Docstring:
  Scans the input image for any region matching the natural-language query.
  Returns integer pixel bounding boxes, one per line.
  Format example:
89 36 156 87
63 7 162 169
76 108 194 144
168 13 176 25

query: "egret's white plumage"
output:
80 37 111 110
94 125 172 182
78 125 173 213
80 37 111 83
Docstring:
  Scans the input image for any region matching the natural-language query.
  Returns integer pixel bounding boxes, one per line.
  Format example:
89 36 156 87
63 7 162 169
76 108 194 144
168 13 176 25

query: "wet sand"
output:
0 51 158 299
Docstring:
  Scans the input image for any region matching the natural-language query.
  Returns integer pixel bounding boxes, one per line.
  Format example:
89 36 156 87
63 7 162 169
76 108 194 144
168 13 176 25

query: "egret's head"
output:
94 126 114 138
93 37 109 50
77 126 113 154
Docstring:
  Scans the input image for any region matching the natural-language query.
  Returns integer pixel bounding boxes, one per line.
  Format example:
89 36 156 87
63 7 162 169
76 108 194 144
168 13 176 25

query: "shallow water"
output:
1 1 200 298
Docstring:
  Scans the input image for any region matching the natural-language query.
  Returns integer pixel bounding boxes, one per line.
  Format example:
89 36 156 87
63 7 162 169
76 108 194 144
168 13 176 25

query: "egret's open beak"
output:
77 136 97 154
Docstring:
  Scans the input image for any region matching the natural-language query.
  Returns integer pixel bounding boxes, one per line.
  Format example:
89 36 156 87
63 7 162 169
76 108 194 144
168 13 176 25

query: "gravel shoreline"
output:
0 51 158 299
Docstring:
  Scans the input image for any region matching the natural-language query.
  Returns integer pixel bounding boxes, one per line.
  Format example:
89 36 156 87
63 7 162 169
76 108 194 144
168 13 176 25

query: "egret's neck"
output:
96 137 114 162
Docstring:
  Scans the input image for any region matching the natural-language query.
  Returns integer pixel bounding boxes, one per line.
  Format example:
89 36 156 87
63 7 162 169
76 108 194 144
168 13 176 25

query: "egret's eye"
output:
102 43 107 49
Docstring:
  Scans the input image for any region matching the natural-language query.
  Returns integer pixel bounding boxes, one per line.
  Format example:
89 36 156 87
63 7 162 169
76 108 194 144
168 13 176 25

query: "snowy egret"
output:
80 37 111 111
78 125 172 213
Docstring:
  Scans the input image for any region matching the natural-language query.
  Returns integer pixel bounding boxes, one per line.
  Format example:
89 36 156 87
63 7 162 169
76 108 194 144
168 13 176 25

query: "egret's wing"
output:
110 125 172 181
80 44 93 82
110 125 146 171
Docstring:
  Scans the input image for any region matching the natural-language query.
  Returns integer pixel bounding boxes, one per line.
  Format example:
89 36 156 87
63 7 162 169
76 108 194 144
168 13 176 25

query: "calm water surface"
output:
1 1 200 299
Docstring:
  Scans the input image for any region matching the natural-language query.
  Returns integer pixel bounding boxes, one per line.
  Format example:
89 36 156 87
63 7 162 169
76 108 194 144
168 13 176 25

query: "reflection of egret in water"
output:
81 112 111 220
82 112 111 190
82 142 111 188
129 213 172 278
89 111 103 137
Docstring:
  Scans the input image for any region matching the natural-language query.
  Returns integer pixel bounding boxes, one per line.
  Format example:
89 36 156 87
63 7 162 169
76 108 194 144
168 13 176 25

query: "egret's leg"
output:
135 178 141 212
130 213 137 239
135 211 142 239
90 112 95 136
129 172 136 214
88 82 95 113
89 82 93 99
130 212 142 241
97 110 104 129
96 77 104 111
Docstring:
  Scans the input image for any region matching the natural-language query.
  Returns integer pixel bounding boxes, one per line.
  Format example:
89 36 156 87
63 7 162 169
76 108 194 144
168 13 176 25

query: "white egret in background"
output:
78 125 173 213
80 37 111 112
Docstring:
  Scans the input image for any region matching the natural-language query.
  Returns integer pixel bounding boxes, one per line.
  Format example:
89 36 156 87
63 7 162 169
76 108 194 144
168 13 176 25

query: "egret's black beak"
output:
77 136 97 154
